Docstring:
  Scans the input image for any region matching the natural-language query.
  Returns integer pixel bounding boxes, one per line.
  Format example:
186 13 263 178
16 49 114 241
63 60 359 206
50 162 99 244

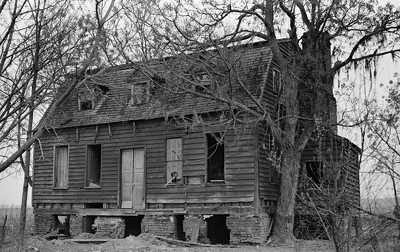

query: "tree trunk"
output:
271 148 301 244
18 175 29 250
18 5 41 249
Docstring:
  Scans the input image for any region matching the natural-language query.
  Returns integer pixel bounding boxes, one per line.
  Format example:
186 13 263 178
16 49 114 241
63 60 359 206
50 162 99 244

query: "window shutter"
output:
54 146 68 188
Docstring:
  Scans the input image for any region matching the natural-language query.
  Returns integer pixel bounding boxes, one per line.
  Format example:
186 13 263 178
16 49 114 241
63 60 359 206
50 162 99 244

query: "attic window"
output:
305 161 323 185
78 84 109 111
130 82 150 105
206 133 224 182
272 69 282 93
194 72 212 93
79 100 93 110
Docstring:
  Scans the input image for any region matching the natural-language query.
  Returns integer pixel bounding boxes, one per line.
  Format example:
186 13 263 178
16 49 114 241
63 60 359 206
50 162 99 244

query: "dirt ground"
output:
0 234 338 252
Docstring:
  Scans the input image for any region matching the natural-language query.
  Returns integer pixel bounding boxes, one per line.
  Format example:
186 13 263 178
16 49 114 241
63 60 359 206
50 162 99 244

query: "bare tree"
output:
105 0 400 245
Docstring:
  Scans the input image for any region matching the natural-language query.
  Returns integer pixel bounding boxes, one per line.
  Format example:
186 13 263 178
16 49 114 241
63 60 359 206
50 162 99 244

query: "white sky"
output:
1 0 400 206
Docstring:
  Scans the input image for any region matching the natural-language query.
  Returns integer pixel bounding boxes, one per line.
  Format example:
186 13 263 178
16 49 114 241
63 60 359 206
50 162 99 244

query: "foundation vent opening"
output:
175 215 185 241
124 216 144 237
83 216 96 234
206 215 230 244
84 203 103 208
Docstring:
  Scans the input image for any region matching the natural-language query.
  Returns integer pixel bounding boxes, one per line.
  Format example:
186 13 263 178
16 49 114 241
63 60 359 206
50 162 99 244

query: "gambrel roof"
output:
46 41 286 129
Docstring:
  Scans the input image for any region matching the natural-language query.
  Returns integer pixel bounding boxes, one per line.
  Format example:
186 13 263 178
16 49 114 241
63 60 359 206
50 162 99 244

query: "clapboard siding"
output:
33 118 257 205
257 121 280 202
298 134 360 209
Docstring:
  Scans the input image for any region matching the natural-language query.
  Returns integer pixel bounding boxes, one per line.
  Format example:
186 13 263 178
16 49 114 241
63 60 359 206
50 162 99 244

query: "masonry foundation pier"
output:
93 217 125 238
227 215 271 244
141 215 176 238
183 215 208 243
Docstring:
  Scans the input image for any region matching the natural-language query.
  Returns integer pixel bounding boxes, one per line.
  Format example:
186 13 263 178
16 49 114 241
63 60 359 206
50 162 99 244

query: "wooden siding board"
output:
33 118 257 206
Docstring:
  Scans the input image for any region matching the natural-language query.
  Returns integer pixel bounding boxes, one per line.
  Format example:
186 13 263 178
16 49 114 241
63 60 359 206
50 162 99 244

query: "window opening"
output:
86 144 101 187
305 161 323 185
130 82 150 105
166 138 183 184
206 133 224 182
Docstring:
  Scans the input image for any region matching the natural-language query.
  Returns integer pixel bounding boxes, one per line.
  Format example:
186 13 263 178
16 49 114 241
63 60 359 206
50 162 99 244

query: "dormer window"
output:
194 72 212 93
79 100 93 110
78 84 109 111
129 81 150 105
78 93 95 111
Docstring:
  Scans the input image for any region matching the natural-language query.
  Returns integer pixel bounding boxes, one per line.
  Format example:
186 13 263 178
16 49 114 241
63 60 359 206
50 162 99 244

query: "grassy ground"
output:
0 207 34 238
0 207 398 252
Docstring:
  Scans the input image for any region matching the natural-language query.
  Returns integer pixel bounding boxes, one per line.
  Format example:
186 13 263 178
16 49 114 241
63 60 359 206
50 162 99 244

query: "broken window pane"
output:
166 138 183 184
86 144 101 187
54 145 68 188
207 133 224 182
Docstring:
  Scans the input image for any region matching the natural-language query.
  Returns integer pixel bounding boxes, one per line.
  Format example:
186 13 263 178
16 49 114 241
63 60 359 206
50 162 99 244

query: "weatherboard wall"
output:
32 118 257 207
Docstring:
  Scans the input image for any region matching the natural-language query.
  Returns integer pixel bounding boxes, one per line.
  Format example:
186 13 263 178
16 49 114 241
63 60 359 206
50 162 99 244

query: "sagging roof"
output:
46 40 282 129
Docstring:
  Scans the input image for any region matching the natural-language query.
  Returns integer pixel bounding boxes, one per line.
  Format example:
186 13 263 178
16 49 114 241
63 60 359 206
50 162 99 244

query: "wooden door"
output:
121 148 145 209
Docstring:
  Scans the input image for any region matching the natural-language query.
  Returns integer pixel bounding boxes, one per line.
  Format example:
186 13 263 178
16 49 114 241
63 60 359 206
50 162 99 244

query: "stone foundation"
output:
69 214 82 237
182 215 208 243
141 215 175 238
33 209 272 244
227 215 271 244
93 217 125 238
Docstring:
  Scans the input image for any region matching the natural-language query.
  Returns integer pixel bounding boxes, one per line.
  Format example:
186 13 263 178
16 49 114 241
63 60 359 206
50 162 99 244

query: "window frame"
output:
205 132 225 183
129 81 151 106
53 144 69 189
85 144 102 189
272 68 282 93
77 91 95 111
165 137 184 185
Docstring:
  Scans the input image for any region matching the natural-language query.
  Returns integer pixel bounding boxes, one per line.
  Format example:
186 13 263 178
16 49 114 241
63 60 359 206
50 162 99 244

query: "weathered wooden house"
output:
32 40 360 244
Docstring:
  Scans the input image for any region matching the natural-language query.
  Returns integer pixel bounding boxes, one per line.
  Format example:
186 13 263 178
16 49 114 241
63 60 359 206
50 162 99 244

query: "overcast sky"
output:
1 0 400 207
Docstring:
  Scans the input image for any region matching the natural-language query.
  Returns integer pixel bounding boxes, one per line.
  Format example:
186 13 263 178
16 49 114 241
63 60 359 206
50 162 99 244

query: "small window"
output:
79 100 93 110
305 161 323 185
206 133 224 182
86 144 101 187
54 145 69 188
166 138 183 184
272 69 282 93
130 82 150 105
78 85 109 111
194 72 212 93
